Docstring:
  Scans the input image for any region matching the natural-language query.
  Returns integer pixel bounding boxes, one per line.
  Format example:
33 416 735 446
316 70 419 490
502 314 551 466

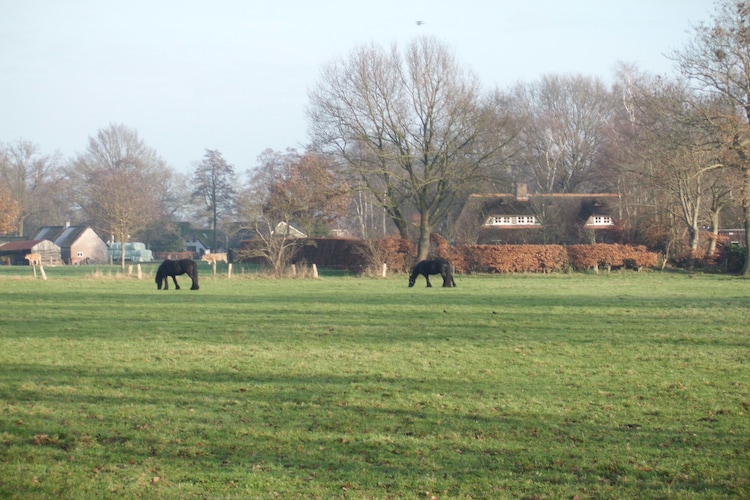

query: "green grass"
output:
0 265 748 498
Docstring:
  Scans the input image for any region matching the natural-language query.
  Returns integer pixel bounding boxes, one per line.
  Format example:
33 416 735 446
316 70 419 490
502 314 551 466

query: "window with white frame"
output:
586 215 613 226
486 215 539 226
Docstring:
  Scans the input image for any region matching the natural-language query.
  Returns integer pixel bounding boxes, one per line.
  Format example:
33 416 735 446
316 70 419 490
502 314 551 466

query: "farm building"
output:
34 225 108 264
455 184 620 245
0 239 62 265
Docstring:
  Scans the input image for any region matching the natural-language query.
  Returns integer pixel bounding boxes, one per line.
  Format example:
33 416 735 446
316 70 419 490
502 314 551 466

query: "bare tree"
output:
613 72 741 265
671 0 750 275
70 124 168 270
236 149 350 276
0 140 68 236
506 74 615 194
85 162 161 269
192 149 237 252
256 149 350 236
308 36 509 261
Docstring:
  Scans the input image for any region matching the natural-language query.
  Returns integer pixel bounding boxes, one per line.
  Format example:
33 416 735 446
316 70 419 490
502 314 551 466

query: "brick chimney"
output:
515 183 528 201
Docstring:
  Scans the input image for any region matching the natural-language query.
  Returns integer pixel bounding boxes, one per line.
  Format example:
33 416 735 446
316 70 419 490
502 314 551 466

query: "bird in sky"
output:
416 20 425 26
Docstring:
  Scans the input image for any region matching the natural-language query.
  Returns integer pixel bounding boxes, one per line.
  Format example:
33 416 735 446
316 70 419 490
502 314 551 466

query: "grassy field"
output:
0 264 748 499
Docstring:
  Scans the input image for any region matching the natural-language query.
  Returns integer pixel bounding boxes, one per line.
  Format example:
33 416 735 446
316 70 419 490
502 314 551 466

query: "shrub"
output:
567 244 659 272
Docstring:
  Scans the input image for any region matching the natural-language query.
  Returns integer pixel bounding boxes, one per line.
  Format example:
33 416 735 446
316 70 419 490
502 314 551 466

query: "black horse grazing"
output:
408 259 456 288
155 259 199 290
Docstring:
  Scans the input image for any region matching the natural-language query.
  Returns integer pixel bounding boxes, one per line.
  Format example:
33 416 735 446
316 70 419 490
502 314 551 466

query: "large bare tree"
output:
671 0 750 275
308 36 508 261
629 78 723 260
70 124 168 270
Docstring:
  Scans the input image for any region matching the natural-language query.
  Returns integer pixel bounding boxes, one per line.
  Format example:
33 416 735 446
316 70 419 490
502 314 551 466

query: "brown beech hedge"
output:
240 236 660 274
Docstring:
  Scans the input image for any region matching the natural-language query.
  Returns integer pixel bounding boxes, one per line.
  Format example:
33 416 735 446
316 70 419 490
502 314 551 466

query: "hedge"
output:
436 241 658 274
567 244 659 272
238 237 660 274
458 244 568 273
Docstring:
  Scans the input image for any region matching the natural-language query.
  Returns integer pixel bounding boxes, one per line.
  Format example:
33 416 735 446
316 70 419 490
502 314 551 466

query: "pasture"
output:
0 264 748 499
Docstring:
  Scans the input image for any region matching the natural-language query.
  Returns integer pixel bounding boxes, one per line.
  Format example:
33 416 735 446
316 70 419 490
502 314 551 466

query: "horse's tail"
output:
190 261 200 290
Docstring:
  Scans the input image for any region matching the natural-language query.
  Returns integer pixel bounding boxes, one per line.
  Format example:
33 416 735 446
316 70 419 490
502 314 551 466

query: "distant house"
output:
34 225 108 264
184 232 212 256
273 222 307 239
718 229 746 245
0 239 62 265
456 184 619 245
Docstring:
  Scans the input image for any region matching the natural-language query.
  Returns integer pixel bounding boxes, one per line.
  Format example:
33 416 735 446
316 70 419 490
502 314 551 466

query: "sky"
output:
1 0 717 175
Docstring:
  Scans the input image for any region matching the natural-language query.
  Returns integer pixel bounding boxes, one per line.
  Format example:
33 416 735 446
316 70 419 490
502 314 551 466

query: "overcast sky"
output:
1 0 715 175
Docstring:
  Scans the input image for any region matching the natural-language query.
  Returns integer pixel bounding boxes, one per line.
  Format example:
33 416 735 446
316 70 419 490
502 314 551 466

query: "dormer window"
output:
486 215 540 226
586 215 613 226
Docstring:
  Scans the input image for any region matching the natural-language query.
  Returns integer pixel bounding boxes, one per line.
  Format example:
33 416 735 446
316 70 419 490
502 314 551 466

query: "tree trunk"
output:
741 168 750 277
120 232 126 273
708 209 721 257
416 216 432 262
385 204 409 240
687 227 700 270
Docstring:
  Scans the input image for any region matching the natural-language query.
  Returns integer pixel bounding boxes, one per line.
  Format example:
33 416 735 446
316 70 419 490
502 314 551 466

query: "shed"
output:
0 239 62 265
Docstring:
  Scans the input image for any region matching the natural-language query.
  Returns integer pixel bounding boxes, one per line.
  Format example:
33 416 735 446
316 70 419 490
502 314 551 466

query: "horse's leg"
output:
442 268 455 287
172 276 180 290
190 272 199 290
424 273 432 287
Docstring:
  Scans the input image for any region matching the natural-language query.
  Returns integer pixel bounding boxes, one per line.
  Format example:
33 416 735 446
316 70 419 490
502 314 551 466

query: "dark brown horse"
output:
155 259 199 290
408 259 456 288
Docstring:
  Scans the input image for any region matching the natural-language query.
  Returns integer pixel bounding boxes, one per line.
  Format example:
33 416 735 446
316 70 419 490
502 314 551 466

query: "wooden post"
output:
312 263 318 279
137 264 142 279
212 261 217 276
39 264 47 281
128 264 133 276
291 264 297 276
381 263 387 278
227 263 232 279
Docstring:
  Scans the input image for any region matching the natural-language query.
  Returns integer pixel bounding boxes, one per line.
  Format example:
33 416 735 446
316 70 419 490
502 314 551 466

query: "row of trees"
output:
306 0 750 271
1 0 748 274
